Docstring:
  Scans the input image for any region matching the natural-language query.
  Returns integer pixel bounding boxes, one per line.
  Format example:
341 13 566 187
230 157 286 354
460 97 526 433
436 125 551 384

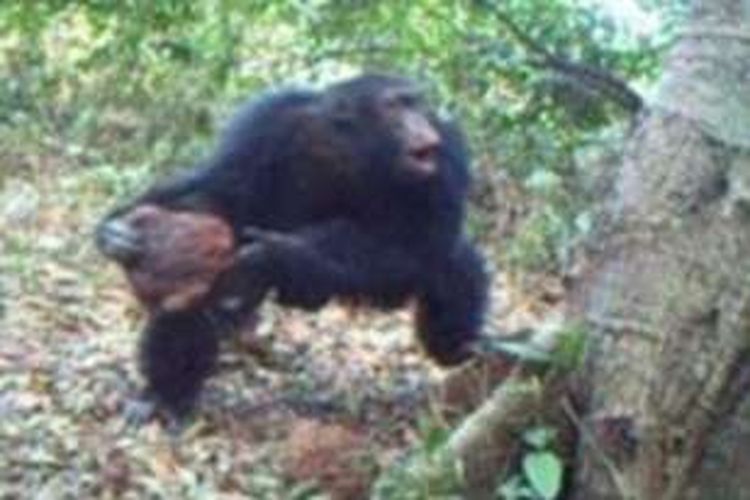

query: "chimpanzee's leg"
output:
136 309 221 422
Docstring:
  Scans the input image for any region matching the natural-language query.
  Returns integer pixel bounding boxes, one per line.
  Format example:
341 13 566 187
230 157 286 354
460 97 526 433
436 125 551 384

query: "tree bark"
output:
371 2 750 497
569 1 750 498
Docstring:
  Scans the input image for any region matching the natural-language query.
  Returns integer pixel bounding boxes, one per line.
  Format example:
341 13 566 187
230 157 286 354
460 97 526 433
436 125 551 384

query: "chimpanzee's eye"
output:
398 93 419 107
382 94 401 110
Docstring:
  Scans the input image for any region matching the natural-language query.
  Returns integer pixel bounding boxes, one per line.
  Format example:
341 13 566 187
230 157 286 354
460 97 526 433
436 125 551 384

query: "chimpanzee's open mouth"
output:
408 145 439 173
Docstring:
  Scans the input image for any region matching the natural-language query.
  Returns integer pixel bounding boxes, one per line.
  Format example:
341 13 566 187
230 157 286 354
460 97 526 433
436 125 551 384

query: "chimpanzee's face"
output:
375 84 441 178
325 75 443 181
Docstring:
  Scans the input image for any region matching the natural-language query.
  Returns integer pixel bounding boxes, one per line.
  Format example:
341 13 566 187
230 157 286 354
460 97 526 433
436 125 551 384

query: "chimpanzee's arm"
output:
213 219 422 311
415 238 488 366
212 225 489 369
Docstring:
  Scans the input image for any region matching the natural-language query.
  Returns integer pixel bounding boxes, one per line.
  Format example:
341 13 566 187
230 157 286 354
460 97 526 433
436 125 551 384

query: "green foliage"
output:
523 427 556 450
373 418 464 499
486 337 552 364
507 207 570 272
498 426 564 500
550 322 589 371
480 319 589 374
523 452 563 500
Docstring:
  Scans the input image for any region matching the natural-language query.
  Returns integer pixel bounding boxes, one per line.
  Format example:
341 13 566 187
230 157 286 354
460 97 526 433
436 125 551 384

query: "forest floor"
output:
0 161 562 499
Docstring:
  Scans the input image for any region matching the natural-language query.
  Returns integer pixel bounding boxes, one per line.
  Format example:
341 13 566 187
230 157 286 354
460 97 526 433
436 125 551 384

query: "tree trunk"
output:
569 1 750 498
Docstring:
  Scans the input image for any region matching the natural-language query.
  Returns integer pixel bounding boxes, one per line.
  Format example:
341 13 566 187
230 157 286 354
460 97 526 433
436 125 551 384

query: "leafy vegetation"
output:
499 427 564 500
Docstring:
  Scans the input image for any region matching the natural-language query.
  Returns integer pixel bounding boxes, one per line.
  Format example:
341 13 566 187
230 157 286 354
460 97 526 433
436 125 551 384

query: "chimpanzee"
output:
96 73 489 421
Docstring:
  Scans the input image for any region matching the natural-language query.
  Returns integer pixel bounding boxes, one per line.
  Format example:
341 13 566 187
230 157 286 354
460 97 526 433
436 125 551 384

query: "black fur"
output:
139 310 220 417
98 74 488 419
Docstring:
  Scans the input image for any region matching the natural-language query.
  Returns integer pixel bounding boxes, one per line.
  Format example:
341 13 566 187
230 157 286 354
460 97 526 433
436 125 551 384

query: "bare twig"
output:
491 7 644 113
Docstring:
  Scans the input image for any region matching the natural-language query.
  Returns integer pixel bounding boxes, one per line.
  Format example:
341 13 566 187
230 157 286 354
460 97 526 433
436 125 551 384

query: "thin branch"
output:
491 7 644 113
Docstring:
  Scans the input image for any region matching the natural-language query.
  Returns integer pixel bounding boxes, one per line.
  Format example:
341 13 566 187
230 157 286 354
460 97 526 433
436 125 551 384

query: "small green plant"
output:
549 322 588 371
497 427 564 500
373 417 464 500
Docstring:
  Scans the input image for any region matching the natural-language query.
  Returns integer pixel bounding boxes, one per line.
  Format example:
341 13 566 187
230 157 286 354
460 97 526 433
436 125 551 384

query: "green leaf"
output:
497 475 534 500
483 339 551 363
523 452 563 500
551 324 589 370
417 417 451 454
522 427 555 450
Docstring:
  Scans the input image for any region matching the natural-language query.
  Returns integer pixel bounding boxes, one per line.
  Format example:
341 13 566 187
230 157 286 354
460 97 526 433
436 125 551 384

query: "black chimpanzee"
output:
96 73 489 421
